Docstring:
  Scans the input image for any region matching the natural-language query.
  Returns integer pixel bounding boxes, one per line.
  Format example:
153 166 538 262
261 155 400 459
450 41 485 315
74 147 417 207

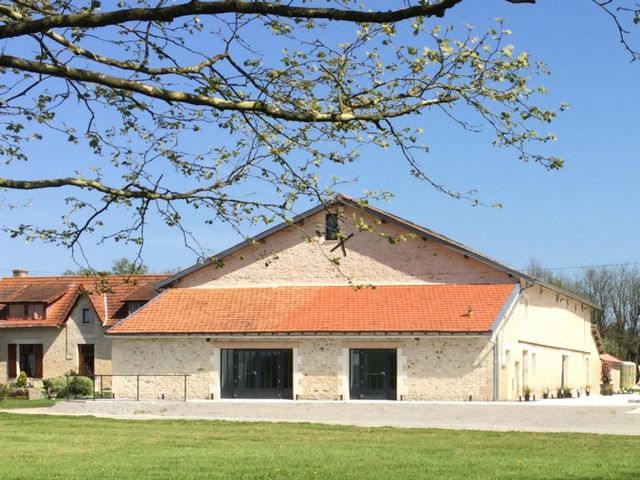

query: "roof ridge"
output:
169 283 517 290
0 274 167 281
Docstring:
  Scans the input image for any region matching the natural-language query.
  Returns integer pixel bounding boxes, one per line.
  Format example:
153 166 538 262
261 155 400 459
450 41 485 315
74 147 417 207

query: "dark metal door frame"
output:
221 349 293 399
349 349 397 400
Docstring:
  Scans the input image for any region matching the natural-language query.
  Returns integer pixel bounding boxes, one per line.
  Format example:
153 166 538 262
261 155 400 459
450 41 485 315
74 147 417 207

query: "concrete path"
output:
4 395 640 435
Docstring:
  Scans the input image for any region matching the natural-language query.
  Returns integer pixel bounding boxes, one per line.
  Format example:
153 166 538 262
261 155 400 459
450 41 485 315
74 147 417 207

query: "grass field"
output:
0 399 56 409
0 413 639 479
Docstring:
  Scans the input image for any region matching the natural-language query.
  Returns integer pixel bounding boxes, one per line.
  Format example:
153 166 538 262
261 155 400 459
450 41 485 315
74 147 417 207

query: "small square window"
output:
325 213 340 240
82 308 92 324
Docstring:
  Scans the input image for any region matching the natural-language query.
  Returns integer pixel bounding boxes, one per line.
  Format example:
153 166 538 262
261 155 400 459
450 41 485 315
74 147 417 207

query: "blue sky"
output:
0 1 638 276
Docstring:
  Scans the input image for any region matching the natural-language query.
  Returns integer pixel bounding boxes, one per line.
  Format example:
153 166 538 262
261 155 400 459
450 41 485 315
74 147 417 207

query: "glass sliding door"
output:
220 349 293 399
349 349 397 400
236 350 258 395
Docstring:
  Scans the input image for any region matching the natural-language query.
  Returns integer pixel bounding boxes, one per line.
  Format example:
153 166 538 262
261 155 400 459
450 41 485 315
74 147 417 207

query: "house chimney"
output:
12 269 28 278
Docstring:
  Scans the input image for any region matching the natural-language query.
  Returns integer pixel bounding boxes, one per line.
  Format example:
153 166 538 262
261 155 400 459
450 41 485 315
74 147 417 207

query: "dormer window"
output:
127 301 147 316
325 213 340 241
7 303 45 320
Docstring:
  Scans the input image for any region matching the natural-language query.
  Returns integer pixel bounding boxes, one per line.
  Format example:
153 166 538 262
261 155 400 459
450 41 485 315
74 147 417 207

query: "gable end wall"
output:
496 287 601 400
178 208 515 288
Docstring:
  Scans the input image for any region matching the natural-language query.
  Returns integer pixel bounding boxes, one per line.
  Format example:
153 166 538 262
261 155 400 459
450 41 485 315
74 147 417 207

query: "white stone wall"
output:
298 339 344 400
402 337 494 401
0 296 111 385
110 336 494 401
111 338 213 400
497 286 601 400
177 208 516 288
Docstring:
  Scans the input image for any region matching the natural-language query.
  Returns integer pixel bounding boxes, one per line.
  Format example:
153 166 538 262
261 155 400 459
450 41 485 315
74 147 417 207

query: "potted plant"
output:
600 363 613 396
543 387 549 399
523 386 532 401
585 385 591 396
556 387 563 399
564 387 572 398
15 371 27 388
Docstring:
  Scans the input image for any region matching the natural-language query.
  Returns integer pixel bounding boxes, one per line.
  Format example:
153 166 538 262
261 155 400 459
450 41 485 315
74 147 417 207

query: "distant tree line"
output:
63 257 181 276
527 259 640 364
63 257 149 276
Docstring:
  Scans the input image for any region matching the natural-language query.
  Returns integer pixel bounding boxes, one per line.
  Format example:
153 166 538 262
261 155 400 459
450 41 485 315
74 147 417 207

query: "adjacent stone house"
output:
0 274 164 385
107 196 603 401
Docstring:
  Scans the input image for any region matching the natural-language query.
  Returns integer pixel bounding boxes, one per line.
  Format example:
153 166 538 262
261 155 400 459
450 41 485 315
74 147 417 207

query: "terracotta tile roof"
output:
76 275 166 326
600 353 623 365
121 282 160 302
0 283 69 303
0 275 166 328
108 284 516 335
0 284 81 328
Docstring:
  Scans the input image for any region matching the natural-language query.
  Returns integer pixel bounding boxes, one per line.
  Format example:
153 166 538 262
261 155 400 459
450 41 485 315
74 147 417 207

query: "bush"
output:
15 371 27 388
43 375 93 398
9 388 29 399
601 363 612 385
0 383 10 401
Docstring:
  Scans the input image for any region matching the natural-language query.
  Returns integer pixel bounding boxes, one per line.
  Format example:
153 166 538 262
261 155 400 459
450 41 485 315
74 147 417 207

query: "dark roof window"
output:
325 214 340 241
6 303 46 320
127 300 147 316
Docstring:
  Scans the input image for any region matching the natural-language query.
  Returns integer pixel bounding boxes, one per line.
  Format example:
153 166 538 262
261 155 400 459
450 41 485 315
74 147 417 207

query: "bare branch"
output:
0 54 458 122
0 1 467 39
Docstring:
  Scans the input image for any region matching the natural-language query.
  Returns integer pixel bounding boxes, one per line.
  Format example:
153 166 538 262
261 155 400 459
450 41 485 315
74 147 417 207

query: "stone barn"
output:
107 196 603 401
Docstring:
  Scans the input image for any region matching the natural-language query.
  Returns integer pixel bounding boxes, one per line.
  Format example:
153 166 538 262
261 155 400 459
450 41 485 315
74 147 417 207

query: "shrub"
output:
15 371 27 388
601 383 614 396
601 363 612 384
9 388 29 399
0 383 10 401
43 375 93 398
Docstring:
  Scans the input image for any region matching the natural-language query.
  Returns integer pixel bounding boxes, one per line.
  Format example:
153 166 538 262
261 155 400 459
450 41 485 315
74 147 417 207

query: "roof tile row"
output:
108 284 516 335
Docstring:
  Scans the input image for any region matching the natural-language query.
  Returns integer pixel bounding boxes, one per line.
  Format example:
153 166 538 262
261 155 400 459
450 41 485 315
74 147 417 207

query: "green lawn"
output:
0 399 56 409
0 413 638 479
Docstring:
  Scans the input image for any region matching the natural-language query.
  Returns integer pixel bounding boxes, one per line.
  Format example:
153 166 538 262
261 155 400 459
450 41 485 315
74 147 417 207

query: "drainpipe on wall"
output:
492 338 499 401
103 294 108 326
489 285 521 401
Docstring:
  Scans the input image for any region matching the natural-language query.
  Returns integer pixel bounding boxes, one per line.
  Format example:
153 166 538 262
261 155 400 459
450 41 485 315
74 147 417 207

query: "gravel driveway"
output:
4 395 640 435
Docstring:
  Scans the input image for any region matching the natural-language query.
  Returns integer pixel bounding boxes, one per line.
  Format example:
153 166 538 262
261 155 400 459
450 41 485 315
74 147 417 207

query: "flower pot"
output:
601 383 613 396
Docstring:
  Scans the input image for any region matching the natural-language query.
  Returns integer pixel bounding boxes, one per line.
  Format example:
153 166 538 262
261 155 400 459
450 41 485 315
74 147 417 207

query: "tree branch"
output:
0 1 463 39
42 29 228 75
0 54 458 122
0 175 206 200
0 0 534 40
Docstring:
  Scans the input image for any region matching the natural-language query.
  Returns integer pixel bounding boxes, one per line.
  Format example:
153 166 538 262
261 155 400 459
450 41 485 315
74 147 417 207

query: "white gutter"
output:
107 333 492 340
490 284 521 401
103 293 108 326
